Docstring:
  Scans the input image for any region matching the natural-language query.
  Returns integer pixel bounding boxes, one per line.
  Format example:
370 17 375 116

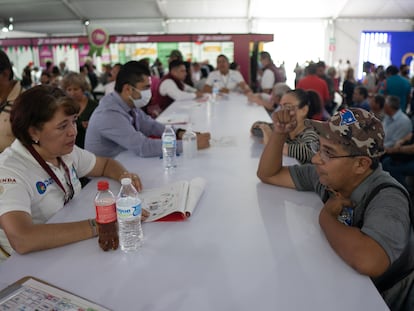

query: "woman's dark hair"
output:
10 85 79 146
287 89 322 119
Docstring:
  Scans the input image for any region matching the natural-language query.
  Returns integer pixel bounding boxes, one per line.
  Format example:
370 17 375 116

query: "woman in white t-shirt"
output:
0 85 148 260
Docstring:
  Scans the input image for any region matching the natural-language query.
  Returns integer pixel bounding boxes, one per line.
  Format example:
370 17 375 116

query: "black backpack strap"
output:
362 183 414 292
357 183 413 230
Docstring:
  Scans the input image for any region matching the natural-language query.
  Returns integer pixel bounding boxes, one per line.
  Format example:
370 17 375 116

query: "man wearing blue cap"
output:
257 107 414 310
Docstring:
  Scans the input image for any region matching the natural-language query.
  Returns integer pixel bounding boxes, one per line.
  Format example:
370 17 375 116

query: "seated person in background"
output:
0 85 147 260
166 49 193 87
383 95 412 149
257 107 414 311
230 62 240 71
0 50 23 152
104 63 122 95
369 94 385 121
297 63 330 120
193 66 209 91
202 54 251 94
85 61 210 158
147 60 203 118
352 85 370 111
259 51 283 94
191 62 202 85
252 89 321 164
61 72 98 149
248 82 291 115
382 131 414 191
40 71 51 85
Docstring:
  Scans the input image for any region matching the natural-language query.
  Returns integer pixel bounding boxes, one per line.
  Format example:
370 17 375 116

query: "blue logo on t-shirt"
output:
35 178 54 195
36 181 47 194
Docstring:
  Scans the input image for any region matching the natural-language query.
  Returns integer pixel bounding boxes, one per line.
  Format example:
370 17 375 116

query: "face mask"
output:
130 89 152 108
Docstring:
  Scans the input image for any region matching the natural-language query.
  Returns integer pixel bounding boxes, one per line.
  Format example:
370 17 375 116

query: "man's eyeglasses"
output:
309 141 364 162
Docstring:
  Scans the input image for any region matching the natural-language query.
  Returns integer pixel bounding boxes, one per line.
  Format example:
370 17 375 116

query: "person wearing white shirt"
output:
0 85 147 260
104 63 122 95
147 60 203 117
203 54 251 94
259 51 284 94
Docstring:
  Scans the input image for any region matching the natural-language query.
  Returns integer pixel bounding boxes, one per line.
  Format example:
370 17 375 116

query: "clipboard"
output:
0 276 111 310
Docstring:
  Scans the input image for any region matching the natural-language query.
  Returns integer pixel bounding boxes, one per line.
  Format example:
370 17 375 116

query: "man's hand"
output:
271 108 297 134
196 132 211 149
247 93 260 104
220 87 230 94
323 192 354 218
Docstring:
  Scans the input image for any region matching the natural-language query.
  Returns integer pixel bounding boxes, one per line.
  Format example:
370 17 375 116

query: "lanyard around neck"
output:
25 144 74 205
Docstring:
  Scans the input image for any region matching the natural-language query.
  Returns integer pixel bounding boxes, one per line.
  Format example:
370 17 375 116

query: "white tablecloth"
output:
0 93 388 311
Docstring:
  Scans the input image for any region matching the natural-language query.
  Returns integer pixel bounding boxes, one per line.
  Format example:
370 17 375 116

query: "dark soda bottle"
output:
94 180 119 251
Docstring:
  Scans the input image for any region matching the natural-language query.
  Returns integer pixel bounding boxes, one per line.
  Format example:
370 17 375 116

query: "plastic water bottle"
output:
211 80 219 103
94 180 119 251
162 125 177 170
338 207 353 226
116 178 143 252
182 124 197 159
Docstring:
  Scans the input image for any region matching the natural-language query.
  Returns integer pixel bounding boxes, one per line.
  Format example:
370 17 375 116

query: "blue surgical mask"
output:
130 88 152 108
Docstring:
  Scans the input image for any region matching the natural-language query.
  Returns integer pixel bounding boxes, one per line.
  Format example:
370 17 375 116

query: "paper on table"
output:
0 277 111 310
209 136 237 147
185 177 207 217
142 177 207 222
157 113 189 125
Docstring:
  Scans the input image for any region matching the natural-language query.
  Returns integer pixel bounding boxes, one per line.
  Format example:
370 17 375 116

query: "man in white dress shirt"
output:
147 60 203 117
202 54 251 94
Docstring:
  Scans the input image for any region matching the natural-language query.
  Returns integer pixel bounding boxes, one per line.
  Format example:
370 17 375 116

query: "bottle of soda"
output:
116 178 143 252
94 180 119 251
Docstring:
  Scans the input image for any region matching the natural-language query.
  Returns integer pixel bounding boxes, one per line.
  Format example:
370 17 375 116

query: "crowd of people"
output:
1 47 414 310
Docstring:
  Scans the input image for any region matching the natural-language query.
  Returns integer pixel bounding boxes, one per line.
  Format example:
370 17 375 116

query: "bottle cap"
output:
121 177 132 185
97 180 109 191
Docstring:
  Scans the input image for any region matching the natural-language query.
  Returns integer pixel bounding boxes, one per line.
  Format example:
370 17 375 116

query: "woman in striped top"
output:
259 89 321 164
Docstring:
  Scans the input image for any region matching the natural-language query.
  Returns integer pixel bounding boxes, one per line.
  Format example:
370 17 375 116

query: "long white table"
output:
0 94 388 310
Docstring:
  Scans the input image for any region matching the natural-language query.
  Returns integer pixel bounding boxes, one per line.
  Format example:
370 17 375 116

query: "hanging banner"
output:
88 28 109 57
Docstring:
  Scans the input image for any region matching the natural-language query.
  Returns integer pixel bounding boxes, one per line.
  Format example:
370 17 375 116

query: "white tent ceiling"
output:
0 0 413 37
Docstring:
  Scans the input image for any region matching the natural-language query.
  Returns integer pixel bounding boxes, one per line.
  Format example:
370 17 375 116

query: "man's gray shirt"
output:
288 164 414 291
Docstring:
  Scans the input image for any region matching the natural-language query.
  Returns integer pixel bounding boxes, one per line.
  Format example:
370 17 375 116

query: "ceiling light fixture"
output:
2 17 13 32
8 17 13 31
